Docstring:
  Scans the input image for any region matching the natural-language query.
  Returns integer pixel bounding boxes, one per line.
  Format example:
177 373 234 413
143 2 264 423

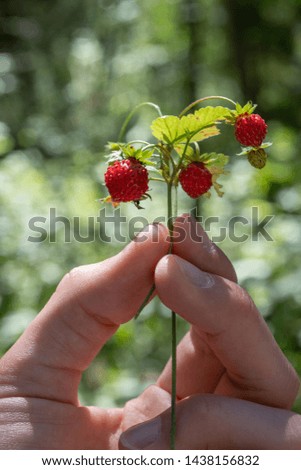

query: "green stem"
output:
171 310 177 450
167 182 177 450
135 169 172 320
118 102 163 141
127 140 152 146
167 183 173 236
135 284 155 319
179 95 236 117
149 177 166 183
174 137 191 179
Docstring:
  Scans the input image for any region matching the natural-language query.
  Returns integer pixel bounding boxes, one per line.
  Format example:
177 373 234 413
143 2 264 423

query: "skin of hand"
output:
0 215 299 450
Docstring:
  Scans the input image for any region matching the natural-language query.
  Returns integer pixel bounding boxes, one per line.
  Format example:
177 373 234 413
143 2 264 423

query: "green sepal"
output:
145 165 162 174
203 153 229 198
261 142 273 149
177 151 229 170
122 145 154 164
105 142 155 166
106 150 123 164
105 142 124 164
236 101 257 115
210 167 230 198
227 101 258 124
133 192 152 209
212 178 225 197
237 141 273 156
106 141 124 151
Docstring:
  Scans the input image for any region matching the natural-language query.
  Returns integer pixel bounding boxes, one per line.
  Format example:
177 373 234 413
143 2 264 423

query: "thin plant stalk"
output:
167 182 177 450
171 309 177 450
118 102 162 141
179 95 236 117
134 284 156 319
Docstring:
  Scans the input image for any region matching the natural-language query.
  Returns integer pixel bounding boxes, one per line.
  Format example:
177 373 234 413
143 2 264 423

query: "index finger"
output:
155 254 299 409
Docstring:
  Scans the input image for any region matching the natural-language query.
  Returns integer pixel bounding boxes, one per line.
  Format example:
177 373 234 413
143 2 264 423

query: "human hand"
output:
0 216 300 449
0 224 172 449
120 214 301 450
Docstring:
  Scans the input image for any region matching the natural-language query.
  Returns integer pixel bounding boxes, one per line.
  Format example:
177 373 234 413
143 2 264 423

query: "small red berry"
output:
104 158 149 202
235 113 267 147
179 162 212 198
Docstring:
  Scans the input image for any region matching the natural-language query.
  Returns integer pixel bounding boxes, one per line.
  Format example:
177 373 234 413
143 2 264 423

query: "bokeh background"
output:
1 0 301 411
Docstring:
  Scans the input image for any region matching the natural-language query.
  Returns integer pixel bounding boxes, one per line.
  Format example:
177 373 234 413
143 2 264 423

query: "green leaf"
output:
200 152 229 168
174 143 195 159
192 106 232 126
151 115 181 144
191 125 220 142
152 106 230 145
179 116 220 142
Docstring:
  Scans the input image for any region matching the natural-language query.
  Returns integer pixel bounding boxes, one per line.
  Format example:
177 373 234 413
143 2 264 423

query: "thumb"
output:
0 224 169 405
119 394 301 450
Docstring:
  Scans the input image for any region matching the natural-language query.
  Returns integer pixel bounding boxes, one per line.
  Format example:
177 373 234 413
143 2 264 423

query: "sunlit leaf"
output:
179 118 220 142
152 106 230 144
200 152 229 167
174 143 195 158
193 106 232 126
151 115 181 144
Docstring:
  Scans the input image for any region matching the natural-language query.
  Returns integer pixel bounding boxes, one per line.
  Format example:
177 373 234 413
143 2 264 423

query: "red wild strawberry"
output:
235 113 267 147
179 162 212 198
104 158 149 202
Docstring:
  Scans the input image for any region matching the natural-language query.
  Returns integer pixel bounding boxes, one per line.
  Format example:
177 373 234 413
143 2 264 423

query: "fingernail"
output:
189 214 217 254
176 213 216 254
175 257 215 289
120 418 161 450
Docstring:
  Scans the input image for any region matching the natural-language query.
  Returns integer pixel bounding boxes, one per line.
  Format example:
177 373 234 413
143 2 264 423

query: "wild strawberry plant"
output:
101 96 271 449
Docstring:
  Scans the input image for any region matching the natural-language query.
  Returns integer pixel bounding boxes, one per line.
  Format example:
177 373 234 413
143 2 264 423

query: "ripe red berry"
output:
235 113 267 147
179 162 212 198
104 158 149 202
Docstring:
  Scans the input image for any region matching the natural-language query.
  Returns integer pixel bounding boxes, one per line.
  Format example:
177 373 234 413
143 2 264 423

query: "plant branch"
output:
167 182 177 450
134 284 156 319
149 177 165 183
118 102 163 141
174 137 191 178
179 95 236 117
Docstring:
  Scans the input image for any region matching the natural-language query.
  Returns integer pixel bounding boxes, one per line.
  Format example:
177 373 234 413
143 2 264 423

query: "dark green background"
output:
1 0 301 411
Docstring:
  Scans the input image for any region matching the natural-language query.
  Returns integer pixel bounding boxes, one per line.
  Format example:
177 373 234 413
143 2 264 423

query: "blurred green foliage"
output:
1 0 301 411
